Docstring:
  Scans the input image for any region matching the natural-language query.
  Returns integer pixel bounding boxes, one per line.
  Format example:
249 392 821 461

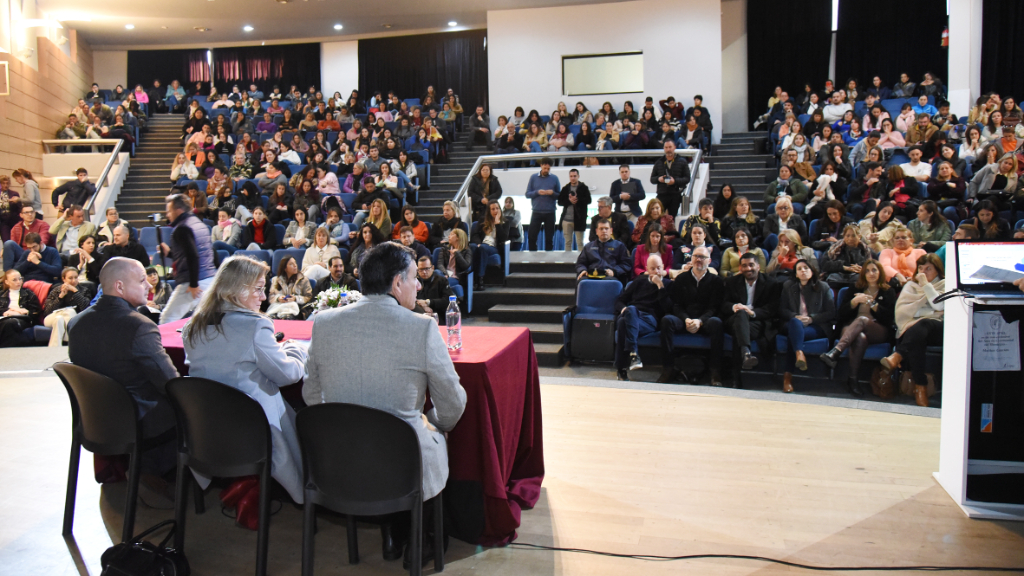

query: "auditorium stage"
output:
1 357 1022 575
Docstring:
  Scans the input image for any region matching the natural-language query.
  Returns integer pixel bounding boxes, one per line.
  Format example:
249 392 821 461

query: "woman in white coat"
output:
182 255 309 503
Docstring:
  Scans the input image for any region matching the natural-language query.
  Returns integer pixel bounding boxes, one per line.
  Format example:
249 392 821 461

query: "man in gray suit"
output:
303 242 466 565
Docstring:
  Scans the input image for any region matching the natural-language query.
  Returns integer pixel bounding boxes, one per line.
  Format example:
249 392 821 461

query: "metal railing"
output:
42 139 125 215
451 148 703 224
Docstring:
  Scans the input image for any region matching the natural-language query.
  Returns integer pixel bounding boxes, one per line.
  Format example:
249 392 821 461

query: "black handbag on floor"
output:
100 520 190 576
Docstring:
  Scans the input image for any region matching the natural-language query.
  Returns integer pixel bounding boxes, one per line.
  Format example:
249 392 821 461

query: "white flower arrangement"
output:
314 286 361 312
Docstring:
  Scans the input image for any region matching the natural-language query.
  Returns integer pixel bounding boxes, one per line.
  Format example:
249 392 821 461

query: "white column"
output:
947 0 983 115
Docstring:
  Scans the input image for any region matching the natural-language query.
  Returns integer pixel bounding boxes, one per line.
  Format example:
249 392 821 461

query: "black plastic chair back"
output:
54 363 140 455
166 376 271 478
297 403 421 515
53 363 143 543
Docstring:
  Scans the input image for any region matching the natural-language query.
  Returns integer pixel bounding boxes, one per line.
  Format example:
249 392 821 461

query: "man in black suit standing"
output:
67 257 179 478
661 246 724 385
721 252 779 387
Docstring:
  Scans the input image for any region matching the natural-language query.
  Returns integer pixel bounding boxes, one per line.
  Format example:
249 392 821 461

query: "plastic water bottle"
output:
446 296 462 351
339 291 348 306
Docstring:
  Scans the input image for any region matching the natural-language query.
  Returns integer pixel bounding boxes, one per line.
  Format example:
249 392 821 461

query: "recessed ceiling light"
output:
382 23 392 29
243 25 254 32
161 26 167 29
333 23 343 30
448 21 457 26
194 27 209 32
125 24 135 30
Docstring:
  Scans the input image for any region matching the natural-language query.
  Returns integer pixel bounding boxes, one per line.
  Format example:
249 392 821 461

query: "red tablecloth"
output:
159 319 544 545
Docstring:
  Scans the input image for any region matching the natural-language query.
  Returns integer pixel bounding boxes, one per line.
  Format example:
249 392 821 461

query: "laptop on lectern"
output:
953 240 1024 300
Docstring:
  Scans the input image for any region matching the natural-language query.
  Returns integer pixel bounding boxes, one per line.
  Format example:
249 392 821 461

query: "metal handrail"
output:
451 148 702 222
41 139 125 215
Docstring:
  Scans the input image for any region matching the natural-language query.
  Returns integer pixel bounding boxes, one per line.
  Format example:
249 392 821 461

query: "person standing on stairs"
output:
525 158 560 252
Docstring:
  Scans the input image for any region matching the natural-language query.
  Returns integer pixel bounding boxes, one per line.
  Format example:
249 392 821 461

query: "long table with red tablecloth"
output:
160 319 544 545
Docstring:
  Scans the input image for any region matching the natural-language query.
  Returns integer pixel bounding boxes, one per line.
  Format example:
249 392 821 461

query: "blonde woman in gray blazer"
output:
303 243 466 501
183 255 309 503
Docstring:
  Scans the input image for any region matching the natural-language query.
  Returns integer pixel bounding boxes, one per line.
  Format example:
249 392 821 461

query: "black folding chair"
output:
54 363 155 543
166 377 273 576
297 403 443 576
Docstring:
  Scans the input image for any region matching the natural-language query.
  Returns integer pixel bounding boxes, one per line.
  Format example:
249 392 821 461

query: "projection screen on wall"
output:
562 52 644 96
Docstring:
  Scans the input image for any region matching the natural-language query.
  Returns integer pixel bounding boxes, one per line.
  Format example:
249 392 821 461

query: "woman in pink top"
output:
878 228 925 287
632 223 673 278
876 118 905 149
133 84 149 104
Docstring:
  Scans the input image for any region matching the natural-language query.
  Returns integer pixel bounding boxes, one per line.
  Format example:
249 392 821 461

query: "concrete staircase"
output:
414 134 490 221
707 132 774 216
116 115 182 226
468 252 577 367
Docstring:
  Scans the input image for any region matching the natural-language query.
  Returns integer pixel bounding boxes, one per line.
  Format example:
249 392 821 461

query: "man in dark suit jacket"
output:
661 246 725 385
67 257 179 475
721 252 780 386
414 257 455 314
589 197 632 248
650 141 691 218
609 165 646 219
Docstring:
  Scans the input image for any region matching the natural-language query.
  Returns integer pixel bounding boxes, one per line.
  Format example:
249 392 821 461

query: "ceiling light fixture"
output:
243 25 254 32
448 21 457 26
125 24 135 30
334 23 343 30
194 27 209 32
382 23 392 29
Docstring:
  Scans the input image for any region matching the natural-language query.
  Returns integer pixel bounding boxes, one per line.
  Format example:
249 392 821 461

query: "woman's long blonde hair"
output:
368 198 389 230
182 255 269 347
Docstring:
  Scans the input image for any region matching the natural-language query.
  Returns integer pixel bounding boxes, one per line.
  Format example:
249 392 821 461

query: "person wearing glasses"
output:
661 246 725 385
413 256 455 315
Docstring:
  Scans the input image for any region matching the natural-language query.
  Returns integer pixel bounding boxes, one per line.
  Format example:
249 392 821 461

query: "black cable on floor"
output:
507 542 1024 572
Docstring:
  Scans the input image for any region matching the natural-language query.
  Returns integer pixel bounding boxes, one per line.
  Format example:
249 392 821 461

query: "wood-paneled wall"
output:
0 32 93 207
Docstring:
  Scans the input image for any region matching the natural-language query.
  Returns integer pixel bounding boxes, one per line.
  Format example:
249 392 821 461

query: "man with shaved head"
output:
67 257 179 477
100 224 150 268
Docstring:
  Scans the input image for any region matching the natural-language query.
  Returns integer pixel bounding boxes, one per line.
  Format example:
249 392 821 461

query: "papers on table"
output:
969 265 1024 284
972 311 1021 372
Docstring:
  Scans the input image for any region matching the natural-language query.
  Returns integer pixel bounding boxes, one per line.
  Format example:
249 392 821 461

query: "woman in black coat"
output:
468 164 503 224
0 269 41 347
470 200 511 290
820 259 896 396
428 201 463 250
556 174 592 252
241 206 279 250
778 259 835 392
818 223 872 285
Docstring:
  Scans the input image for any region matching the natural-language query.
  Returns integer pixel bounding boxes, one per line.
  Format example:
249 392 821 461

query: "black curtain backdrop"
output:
127 49 204 91
127 43 321 96
746 0 832 126
981 0 1024 101
835 0 948 97
358 29 488 111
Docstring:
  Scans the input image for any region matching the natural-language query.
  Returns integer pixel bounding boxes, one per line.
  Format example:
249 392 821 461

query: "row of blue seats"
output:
565 280 940 381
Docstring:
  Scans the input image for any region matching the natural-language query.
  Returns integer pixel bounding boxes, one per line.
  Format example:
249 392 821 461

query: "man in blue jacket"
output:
13 233 62 283
609 164 646 222
575 218 631 284
525 158 560 251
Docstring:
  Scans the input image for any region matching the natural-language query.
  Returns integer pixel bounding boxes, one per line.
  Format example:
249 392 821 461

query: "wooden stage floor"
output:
1 373 1021 575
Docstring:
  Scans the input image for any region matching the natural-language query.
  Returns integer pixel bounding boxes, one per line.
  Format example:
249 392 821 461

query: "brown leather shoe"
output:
914 384 928 407
783 372 794 393
880 352 903 371
794 350 808 371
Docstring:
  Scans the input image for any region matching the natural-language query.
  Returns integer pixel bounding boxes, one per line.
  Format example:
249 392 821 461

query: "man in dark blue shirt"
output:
576 218 631 284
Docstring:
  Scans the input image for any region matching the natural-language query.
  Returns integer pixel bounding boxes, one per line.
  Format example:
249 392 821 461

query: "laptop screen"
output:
955 240 1024 290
